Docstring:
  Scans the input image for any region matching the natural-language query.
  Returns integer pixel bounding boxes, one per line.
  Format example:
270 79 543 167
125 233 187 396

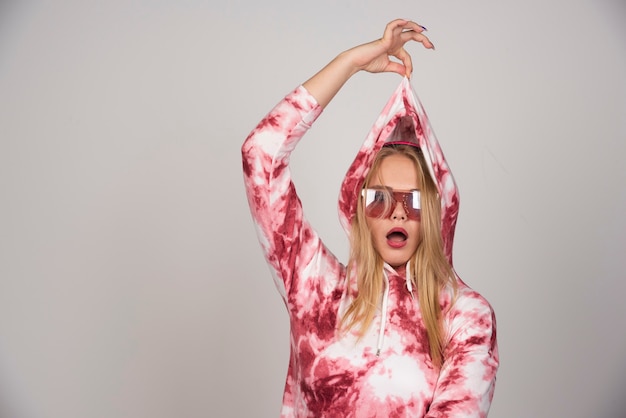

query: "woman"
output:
242 19 498 418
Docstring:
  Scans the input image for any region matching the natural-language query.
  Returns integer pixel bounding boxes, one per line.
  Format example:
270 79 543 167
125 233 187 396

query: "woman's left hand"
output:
302 18 434 108
349 18 434 78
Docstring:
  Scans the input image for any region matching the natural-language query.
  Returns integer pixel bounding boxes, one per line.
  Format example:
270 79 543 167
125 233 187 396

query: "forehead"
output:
369 154 420 190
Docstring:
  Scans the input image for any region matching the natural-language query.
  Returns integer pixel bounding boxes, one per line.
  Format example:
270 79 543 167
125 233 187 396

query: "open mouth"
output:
386 228 408 248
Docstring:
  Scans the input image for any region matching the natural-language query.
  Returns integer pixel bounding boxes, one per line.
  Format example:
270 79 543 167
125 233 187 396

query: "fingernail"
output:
419 25 428 31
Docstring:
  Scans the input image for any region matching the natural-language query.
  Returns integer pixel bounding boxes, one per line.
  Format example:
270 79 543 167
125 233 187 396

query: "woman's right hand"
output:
303 19 434 108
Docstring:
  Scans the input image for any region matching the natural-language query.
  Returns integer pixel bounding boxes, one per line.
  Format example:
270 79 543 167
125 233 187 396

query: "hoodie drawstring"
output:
406 260 415 300
376 271 390 357
376 263 415 357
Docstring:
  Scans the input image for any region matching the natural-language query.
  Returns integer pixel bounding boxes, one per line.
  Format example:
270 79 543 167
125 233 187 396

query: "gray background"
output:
1 1 625 417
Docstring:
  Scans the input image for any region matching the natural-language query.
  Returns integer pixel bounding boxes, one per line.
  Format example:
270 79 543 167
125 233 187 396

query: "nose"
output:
391 201 407 220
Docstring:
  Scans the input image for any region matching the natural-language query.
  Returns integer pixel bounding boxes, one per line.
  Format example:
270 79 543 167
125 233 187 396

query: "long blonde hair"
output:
341 144 457 368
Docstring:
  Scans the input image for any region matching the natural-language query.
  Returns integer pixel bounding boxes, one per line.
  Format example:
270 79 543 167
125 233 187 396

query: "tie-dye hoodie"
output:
242 78 499 418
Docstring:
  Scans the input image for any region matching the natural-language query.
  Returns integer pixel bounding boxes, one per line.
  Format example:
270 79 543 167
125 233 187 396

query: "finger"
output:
395 47 414 77
384 18 409 34
403 20 428 33
382 18 410 42
400 29 435 50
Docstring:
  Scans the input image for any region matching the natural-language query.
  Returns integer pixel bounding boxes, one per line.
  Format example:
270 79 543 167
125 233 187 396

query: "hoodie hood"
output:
338 77 459 265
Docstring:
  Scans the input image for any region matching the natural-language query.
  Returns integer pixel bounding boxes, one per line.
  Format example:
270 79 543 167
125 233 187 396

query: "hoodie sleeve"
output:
242 86 340 302
425 291 499 418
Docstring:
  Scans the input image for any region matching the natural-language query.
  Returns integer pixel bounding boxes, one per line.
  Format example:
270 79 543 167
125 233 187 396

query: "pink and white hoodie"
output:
242 78 499 418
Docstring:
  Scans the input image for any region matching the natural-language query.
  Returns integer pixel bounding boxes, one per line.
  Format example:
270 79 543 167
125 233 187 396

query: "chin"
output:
382 254 411 269
374 238 419 270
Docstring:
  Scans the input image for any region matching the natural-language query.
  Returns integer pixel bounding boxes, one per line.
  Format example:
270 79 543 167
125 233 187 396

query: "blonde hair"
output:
341 144 457 368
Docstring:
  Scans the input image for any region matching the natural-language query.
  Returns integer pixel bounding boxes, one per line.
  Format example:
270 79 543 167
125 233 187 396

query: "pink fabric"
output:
242 80 498 417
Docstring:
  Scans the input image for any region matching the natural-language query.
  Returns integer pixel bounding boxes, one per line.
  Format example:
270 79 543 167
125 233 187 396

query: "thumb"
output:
385 61 407 77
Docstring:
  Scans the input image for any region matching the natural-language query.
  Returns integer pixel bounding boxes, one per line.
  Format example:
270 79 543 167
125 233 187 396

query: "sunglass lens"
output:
403 191 421 220
364 189 389 218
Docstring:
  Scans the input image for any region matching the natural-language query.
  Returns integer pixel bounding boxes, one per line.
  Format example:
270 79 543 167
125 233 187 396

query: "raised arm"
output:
242 19 434 300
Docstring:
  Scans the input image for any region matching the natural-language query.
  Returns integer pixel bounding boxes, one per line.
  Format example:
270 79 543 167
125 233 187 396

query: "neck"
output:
391 264 406 276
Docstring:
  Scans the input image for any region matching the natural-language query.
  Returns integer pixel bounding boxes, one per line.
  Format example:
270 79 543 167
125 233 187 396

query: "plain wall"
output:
1 1 625 417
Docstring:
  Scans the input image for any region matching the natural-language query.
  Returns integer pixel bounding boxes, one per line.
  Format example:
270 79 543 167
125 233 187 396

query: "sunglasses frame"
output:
361 187 421 220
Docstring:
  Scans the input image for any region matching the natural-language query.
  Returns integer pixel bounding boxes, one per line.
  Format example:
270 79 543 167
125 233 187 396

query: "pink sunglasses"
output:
361 187 421 220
